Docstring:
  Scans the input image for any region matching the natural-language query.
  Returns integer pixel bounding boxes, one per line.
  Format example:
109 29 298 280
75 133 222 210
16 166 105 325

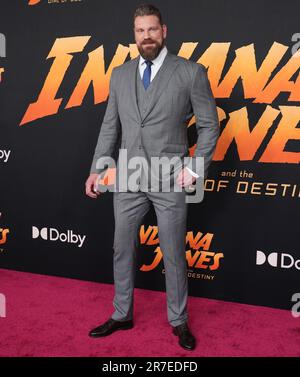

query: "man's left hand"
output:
176 167 197 187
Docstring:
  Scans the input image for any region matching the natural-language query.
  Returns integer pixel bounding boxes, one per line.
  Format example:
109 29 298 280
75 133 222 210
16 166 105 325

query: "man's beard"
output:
138 39 165 60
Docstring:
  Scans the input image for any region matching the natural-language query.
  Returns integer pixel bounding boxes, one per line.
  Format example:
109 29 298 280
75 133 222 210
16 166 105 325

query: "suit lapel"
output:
128 56 142 122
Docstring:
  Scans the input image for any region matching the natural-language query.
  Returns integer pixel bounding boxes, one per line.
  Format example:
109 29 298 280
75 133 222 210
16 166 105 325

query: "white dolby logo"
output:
32 226 86 248
256 250 300 270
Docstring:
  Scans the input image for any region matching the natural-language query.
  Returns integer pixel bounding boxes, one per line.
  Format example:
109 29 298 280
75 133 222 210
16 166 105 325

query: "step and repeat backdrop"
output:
0 0 299 311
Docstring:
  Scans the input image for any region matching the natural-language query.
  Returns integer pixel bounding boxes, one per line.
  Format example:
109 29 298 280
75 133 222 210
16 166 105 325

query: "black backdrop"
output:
0 0 299 310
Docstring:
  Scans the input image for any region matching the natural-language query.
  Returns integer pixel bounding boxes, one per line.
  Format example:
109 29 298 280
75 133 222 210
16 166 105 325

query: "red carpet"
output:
0 268 299 357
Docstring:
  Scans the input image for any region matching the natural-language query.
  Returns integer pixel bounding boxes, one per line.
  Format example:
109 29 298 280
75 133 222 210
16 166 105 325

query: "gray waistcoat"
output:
136 63 164 121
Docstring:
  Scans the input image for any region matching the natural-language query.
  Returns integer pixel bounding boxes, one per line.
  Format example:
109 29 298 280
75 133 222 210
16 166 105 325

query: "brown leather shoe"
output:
89 318 134 337
172 322 196 350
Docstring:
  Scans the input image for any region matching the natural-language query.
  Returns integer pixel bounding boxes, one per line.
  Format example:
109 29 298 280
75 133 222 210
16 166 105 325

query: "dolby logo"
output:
32 226 86 248
256 250 300 270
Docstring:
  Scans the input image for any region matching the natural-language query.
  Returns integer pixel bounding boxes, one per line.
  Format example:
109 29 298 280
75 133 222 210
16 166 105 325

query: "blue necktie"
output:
142 60 153 90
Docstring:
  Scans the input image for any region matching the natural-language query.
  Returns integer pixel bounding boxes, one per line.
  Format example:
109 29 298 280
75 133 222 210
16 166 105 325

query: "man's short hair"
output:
133 3 163 27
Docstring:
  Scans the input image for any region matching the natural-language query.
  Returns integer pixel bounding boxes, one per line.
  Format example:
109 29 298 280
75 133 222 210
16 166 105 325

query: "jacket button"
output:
141 123 145 127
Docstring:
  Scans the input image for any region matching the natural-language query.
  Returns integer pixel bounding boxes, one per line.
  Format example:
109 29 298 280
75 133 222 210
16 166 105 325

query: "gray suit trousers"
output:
111 188 188 327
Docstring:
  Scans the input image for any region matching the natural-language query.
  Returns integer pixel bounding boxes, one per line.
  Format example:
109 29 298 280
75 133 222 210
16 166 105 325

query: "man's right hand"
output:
85 173 101 199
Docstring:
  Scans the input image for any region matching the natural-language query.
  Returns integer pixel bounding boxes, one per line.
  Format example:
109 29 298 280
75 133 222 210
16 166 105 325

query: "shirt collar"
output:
139 45 168 67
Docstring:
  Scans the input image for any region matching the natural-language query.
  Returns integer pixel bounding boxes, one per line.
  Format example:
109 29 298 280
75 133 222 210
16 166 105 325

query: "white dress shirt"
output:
139 46 199 179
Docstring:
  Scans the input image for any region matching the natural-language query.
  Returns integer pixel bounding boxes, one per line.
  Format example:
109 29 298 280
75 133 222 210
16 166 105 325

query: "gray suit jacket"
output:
90 50 219 185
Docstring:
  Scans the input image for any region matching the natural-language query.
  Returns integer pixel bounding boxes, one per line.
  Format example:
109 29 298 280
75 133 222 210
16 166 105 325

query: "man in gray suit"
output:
85 4 219 351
